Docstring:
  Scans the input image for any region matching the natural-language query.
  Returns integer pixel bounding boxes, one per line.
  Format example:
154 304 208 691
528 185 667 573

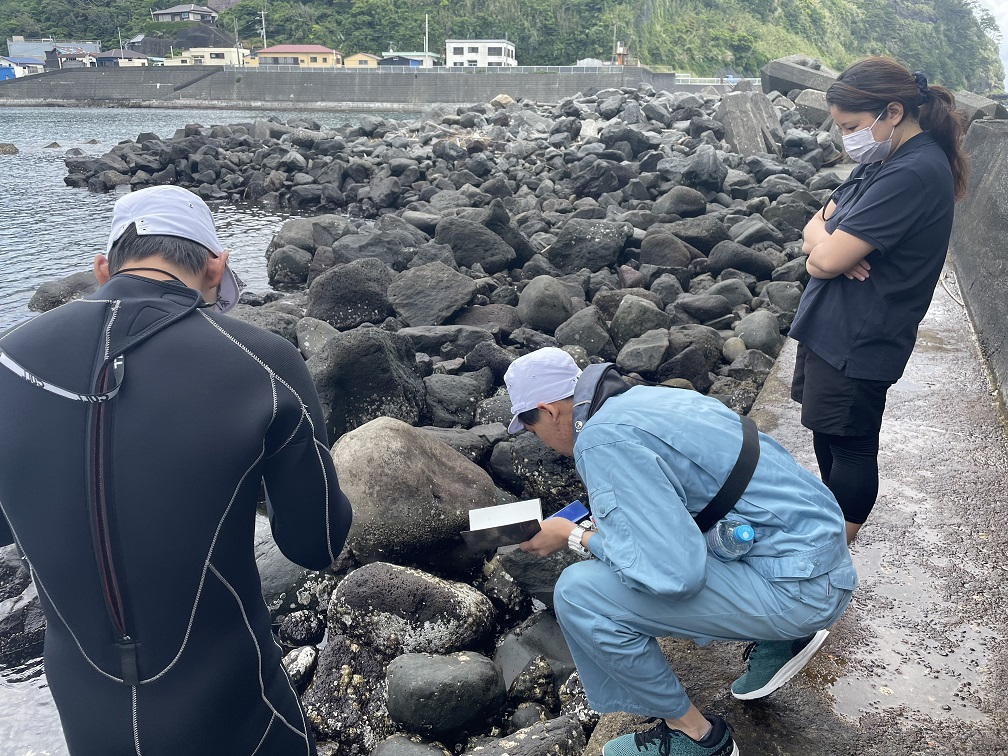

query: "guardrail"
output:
224 64 763 84
673 75 763 85
229 64 635 75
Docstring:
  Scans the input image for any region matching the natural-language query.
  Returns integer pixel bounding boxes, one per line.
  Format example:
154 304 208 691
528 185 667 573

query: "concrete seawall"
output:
0 66 713 109
948 119 1008 415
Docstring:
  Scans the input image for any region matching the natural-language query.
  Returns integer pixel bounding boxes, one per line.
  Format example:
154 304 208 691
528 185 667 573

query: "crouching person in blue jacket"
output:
505 348 856 756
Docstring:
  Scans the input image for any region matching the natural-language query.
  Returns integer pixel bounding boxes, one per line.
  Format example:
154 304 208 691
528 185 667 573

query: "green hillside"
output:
2 0 1003 93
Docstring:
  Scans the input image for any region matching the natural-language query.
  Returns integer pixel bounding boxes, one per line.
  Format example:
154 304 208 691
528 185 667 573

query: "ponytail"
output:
918 84 968 201
828 56 969 201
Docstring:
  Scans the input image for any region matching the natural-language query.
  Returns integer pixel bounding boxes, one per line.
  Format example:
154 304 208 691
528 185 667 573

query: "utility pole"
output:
260 2 267 49
234 17 242 66
612 21 617 64
118 27 124 52
424 13 428 56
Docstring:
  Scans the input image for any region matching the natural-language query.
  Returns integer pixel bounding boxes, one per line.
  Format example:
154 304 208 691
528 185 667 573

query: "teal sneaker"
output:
601 716 738 756
731 629 830 700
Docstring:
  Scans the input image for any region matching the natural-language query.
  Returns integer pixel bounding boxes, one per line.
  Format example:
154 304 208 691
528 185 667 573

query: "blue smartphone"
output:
548 500 590 523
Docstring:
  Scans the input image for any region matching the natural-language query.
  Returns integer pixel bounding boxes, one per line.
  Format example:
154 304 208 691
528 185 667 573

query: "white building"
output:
444 39 516 68
0 55 45 77
163 46 250 66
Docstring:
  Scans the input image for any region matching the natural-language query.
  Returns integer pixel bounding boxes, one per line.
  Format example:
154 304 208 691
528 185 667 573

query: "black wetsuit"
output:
0 274 353 755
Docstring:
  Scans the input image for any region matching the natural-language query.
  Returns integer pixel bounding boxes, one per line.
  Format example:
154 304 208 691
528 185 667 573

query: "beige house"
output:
163 46 250 66
252 44 340 67
343 52 381 68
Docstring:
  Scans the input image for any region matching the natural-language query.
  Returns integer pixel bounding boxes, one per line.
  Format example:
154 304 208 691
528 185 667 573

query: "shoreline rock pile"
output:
13 59 861 754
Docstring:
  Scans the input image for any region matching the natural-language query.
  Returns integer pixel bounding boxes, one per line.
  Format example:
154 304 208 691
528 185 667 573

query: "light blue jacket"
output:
576 385 856 597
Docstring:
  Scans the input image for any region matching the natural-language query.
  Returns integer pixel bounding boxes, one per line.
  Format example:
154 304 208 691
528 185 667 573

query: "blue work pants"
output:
553 556 852 719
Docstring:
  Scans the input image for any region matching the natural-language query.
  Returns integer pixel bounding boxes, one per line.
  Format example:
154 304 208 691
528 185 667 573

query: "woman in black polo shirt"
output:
789 56 968 544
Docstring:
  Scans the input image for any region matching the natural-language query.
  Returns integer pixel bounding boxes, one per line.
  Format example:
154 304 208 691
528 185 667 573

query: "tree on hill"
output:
0 0 1002 93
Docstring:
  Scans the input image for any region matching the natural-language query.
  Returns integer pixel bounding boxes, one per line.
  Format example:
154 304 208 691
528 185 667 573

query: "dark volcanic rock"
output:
329 562 496 656
308 327 425 440
388 262 478 327
435 217 516 275
28 271 99 312
306 257 396 330
302 632 394 749
546 220 632 274
386 652 506 738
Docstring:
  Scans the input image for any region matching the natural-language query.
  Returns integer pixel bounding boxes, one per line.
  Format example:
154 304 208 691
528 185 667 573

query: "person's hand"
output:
843 259 871 281
520 518 578 557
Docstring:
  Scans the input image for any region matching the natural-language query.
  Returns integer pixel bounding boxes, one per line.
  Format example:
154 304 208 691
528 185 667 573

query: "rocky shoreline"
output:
10 60 851 754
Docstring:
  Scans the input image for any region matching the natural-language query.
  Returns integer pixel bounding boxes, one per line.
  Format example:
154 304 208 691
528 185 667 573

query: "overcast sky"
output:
975 0 1008 85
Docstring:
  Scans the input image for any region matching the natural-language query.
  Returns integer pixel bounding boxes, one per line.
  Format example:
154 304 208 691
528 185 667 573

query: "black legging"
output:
812 432 880 525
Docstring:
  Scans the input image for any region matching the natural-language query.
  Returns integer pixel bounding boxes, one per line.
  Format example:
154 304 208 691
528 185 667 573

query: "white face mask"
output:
841 111 895 164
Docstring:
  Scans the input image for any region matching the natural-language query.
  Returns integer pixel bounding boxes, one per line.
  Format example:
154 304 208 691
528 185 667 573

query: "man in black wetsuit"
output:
0 186 353 755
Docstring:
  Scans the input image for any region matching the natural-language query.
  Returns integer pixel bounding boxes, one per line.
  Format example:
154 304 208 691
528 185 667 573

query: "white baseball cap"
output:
504 347 582 433
107 185 241 313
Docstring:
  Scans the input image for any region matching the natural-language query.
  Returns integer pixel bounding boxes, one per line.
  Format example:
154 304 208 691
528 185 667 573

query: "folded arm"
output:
802 201 873 281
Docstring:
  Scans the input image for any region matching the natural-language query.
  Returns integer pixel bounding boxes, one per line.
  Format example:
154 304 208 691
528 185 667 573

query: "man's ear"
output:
204 250 229 289
537 400 562 424
94 254 111 284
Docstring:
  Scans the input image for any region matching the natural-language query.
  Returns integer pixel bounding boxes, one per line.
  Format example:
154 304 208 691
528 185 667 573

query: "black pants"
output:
793 344 892 525
812 432 880 525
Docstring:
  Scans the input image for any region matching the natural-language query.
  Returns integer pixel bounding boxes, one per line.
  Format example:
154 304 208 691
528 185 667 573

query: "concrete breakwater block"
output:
949 119 1008 412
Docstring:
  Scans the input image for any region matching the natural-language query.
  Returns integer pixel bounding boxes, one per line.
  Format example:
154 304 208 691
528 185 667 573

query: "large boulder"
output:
609 295 675 350
465 715 586 756
330 417 503 572
388 262 477 326
423 373 485 428
664 216 731 255
329 562 497 656
435 217 516 274
332 231 414 272
715 91 785 157
386 652 507 738
554 306 617 361
707 240 778 279
306 257 396 330
516 275 576 335
734 309 784 357
301 632 394 749
28 271 99 312
308 327 425 440
546 220 632 274
227 306 300 345
267 245 313 287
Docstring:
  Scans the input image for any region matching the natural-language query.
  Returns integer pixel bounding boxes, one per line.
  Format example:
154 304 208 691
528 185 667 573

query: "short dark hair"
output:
517 407 541 428
108 223 211 275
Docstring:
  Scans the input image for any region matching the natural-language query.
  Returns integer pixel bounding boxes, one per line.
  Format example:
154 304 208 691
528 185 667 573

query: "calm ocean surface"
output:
0 105 413 330
0 104 410 754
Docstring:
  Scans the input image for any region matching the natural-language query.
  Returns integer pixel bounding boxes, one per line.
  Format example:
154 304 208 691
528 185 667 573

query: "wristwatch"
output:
568 524 591 557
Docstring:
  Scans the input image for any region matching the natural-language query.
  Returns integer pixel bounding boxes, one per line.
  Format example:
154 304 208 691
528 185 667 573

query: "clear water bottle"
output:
706 519 755 561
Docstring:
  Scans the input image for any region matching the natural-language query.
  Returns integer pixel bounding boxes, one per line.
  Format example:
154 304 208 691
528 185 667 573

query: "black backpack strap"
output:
693 415 760 533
